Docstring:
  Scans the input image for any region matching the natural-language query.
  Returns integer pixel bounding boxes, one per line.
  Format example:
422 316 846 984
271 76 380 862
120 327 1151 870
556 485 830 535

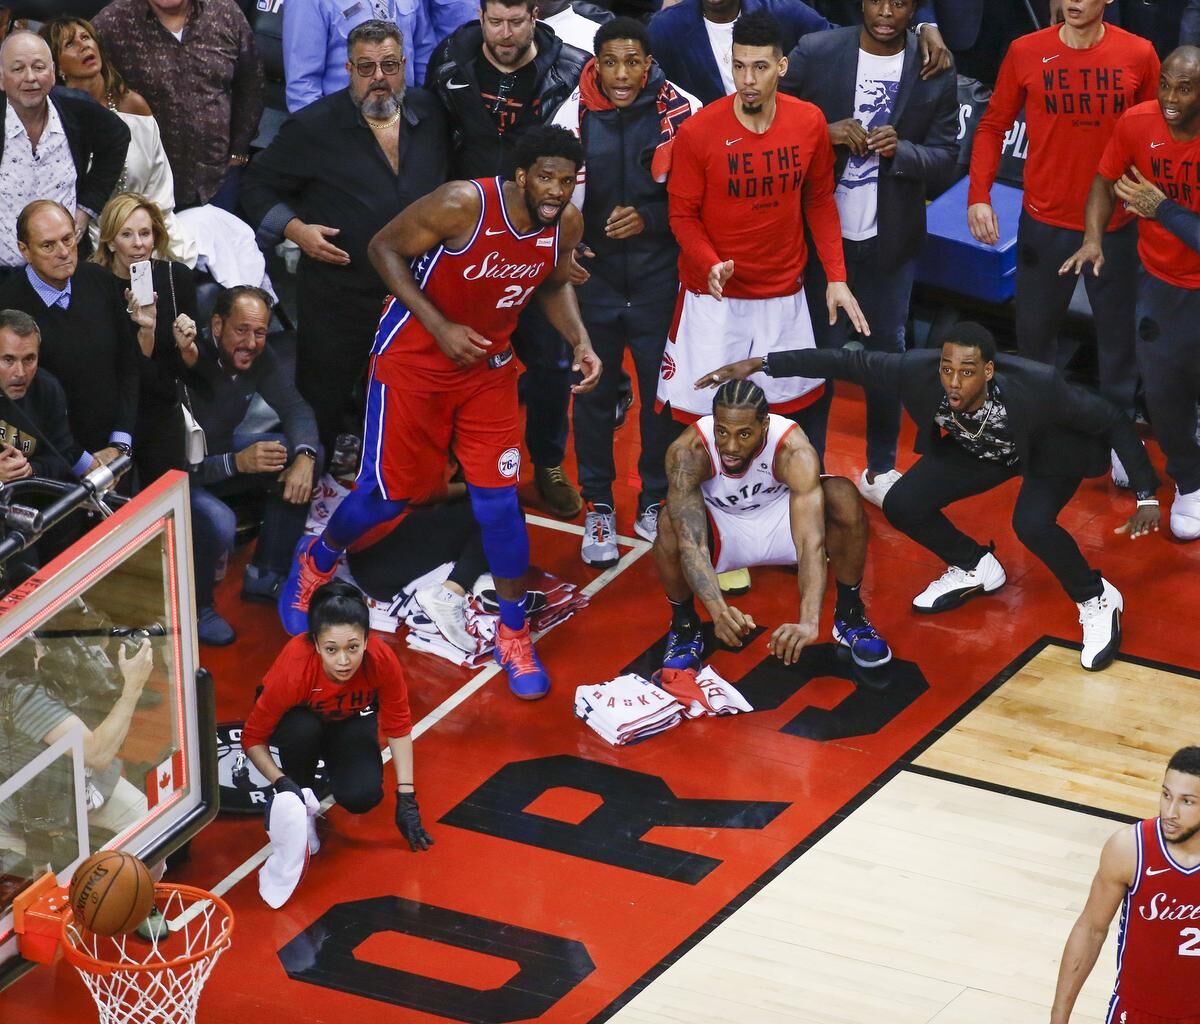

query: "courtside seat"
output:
915 177 1023 306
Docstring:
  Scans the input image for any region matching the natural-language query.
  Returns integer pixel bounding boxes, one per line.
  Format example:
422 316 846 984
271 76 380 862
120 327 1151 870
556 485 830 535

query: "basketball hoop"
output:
59 883 234 1024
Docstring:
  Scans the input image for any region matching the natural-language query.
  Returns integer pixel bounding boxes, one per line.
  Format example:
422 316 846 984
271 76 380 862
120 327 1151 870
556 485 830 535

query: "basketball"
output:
68 851 156 936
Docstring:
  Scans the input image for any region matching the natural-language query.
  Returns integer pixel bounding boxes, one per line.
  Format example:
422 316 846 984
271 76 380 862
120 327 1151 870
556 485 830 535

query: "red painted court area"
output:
3 382 1198 1023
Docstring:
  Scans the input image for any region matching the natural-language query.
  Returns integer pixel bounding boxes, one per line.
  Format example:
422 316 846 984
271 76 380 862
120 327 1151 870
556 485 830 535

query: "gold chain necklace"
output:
951 401 992 441
364 110 401 130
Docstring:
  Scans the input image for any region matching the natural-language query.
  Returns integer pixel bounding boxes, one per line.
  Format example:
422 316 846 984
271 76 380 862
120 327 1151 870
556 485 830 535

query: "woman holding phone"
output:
92 193 199 484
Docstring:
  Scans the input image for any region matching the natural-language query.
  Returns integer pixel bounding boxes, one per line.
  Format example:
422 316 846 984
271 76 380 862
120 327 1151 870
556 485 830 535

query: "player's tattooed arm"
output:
666 441 724 615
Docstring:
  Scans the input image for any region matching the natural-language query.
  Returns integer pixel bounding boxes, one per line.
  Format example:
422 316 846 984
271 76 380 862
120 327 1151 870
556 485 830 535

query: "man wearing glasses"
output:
243 20 451 462
426 1 592 519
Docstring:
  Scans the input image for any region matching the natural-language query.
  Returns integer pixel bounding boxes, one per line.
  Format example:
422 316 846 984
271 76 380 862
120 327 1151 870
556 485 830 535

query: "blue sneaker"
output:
278 536 336 636
663 622 704 671
494 622 550 700
833 610 892 668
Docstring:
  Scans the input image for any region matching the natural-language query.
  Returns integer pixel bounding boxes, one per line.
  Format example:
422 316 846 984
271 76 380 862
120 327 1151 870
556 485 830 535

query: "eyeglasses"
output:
352 58 404 77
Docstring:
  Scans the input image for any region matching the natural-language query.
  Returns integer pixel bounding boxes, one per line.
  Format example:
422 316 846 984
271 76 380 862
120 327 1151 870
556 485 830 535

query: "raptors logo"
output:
661 352 676 381
497 447 521 479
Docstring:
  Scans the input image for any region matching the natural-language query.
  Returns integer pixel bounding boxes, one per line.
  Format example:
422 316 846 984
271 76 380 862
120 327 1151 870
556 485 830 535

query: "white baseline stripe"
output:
199 516 651 908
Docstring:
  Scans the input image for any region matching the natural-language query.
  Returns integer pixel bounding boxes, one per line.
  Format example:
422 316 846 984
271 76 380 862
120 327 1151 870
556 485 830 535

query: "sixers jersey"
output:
695 413 796 517
370 176 560 390
1110 818 1200 1019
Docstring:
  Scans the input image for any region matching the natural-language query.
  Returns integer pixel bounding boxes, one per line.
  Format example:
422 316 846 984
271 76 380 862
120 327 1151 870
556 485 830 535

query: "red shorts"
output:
357 359 520 501
1108 997 1200 1023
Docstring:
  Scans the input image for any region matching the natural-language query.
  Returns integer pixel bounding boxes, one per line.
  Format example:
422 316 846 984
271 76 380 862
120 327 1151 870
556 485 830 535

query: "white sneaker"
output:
1077 578 1123 671
634 503 660 543
581 503 619 567
912 551 1006 613
857 468 902 508
1171 486 1200 541
415 585 475 651
1111 449 1131 489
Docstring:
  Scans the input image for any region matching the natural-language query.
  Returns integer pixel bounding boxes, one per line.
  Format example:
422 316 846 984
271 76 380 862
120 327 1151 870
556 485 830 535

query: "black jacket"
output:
426 22 587 179
572 61 683 309
0 88 130 218
0 370 84 480
768 347 1160 490
241 88 450 295
782 26 959 271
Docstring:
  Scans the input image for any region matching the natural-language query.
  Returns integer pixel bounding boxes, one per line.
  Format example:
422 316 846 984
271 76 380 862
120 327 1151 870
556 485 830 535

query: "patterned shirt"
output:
25 264 72 309
0 103 77 268
93 0 264 207
935 380 1019 466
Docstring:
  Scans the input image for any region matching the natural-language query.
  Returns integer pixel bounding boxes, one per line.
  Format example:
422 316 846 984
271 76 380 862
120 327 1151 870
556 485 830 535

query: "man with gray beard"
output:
242 20 450 460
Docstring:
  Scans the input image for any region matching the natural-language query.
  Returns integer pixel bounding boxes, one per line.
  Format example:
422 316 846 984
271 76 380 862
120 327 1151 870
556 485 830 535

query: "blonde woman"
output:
41 17 197 267
93 193 199 484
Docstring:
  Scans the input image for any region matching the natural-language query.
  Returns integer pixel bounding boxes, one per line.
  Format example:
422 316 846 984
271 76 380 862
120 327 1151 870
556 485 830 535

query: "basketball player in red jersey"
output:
1050 747 1200 1024
968 0 1158 459
279 125 601 701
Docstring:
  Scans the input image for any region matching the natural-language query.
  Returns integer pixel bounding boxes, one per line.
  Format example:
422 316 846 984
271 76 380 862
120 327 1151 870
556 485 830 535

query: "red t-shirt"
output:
667 94 846 300
1112 818 1200 1017
241 634 413 751
1098 100 1200 288
370 176 559 391
968 24 1159 231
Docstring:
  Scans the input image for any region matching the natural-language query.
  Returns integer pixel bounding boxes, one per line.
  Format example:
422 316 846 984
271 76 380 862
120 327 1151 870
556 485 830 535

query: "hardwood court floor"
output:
3 380 1197 1023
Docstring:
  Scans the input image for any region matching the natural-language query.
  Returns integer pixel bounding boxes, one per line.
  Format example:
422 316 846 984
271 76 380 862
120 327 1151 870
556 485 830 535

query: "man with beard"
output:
243 21 449 460
427 0 590 519
1049 746 1200 1023
1070 47 1200 542
279 126 602 702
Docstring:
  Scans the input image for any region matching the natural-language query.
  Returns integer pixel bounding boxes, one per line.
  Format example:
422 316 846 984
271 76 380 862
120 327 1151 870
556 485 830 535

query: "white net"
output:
61 884 234 1024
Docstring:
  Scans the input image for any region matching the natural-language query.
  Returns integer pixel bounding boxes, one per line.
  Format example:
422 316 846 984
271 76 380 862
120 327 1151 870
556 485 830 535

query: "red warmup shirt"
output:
968 24 1159 231
668 94 846 300
241 634 413 751
1098 101 1200 289
1111 817 1200 1017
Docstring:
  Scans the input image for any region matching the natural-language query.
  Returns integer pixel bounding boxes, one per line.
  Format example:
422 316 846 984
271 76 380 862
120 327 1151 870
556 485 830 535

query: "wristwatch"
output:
760 354 771 377
294 445 317 461
113 441 132 457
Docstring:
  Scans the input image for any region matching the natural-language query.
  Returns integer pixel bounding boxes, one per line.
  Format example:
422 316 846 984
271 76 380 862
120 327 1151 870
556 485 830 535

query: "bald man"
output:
0 30 128 276
1070 47 1200 540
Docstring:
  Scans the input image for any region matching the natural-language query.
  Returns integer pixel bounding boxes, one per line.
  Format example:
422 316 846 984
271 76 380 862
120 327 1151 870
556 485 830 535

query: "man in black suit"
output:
782 0 958 508
700 322 1161 672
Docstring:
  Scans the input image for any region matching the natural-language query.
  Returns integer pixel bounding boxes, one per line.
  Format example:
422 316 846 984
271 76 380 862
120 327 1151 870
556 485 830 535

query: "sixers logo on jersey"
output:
462 251 547 281
497 448 521 479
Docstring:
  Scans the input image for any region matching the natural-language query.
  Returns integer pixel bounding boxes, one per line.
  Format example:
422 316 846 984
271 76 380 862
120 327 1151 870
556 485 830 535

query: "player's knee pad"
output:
468 483 528 580
325 484 408 550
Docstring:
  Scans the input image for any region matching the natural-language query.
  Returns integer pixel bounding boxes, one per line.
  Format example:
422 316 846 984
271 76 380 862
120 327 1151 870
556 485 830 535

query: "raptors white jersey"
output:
695 413 796 518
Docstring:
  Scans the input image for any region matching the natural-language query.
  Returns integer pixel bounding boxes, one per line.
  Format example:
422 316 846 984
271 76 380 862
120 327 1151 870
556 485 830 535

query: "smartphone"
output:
130 260 154 307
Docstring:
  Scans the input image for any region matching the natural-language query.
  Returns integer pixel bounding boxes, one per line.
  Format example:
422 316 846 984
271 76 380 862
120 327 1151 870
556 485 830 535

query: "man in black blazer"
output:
781 0 958 508
700 322 1161 672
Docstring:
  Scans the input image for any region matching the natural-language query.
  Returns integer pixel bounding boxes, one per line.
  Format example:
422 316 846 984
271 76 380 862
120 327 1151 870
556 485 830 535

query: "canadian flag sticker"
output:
145 751 185 809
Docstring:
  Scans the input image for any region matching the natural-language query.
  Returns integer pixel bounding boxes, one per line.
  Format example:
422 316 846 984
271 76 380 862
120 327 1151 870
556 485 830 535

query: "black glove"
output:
264 775 304 833
395 791 433 852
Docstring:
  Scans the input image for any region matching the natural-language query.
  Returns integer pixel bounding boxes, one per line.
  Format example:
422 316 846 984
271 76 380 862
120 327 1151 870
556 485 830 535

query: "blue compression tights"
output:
312 485 409 573
468 483 529 630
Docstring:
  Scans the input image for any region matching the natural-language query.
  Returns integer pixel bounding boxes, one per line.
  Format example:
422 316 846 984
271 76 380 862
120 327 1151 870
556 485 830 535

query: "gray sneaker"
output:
581 503 619 567
634 503 660 543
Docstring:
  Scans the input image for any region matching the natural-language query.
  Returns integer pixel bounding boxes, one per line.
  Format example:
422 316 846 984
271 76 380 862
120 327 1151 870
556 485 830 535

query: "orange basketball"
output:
69 851 156 936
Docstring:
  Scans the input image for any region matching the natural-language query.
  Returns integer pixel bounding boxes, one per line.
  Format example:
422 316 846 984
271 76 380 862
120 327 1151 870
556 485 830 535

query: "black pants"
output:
270 705 383 814
573 300 677 510
513 302 571 468
296 274 386 461
1015 213 1139 416
881 438 1102 603
1135 267 1200 494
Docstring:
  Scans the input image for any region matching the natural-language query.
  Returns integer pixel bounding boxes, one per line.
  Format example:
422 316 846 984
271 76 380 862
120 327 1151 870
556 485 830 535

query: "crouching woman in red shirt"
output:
241 580 432 850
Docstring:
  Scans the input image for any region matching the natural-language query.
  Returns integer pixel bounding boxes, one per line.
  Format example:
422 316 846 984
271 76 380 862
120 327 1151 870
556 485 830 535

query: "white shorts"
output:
657 289 824 421
710 499 795 574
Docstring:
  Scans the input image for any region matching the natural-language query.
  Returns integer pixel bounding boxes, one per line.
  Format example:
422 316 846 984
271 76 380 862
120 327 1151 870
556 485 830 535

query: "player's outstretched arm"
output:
368 182 493 366
535 207 601 393
1049 825 1136 1024
666 439 755 647
771 440 825 666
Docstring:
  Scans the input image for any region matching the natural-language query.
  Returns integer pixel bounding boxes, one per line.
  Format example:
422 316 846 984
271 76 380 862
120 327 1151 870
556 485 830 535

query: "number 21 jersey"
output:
1110 817 1200 1018
370 176 560 390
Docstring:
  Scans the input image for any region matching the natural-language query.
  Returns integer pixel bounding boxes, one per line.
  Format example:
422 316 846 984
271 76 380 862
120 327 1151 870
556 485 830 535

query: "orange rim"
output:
59 883 234 976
